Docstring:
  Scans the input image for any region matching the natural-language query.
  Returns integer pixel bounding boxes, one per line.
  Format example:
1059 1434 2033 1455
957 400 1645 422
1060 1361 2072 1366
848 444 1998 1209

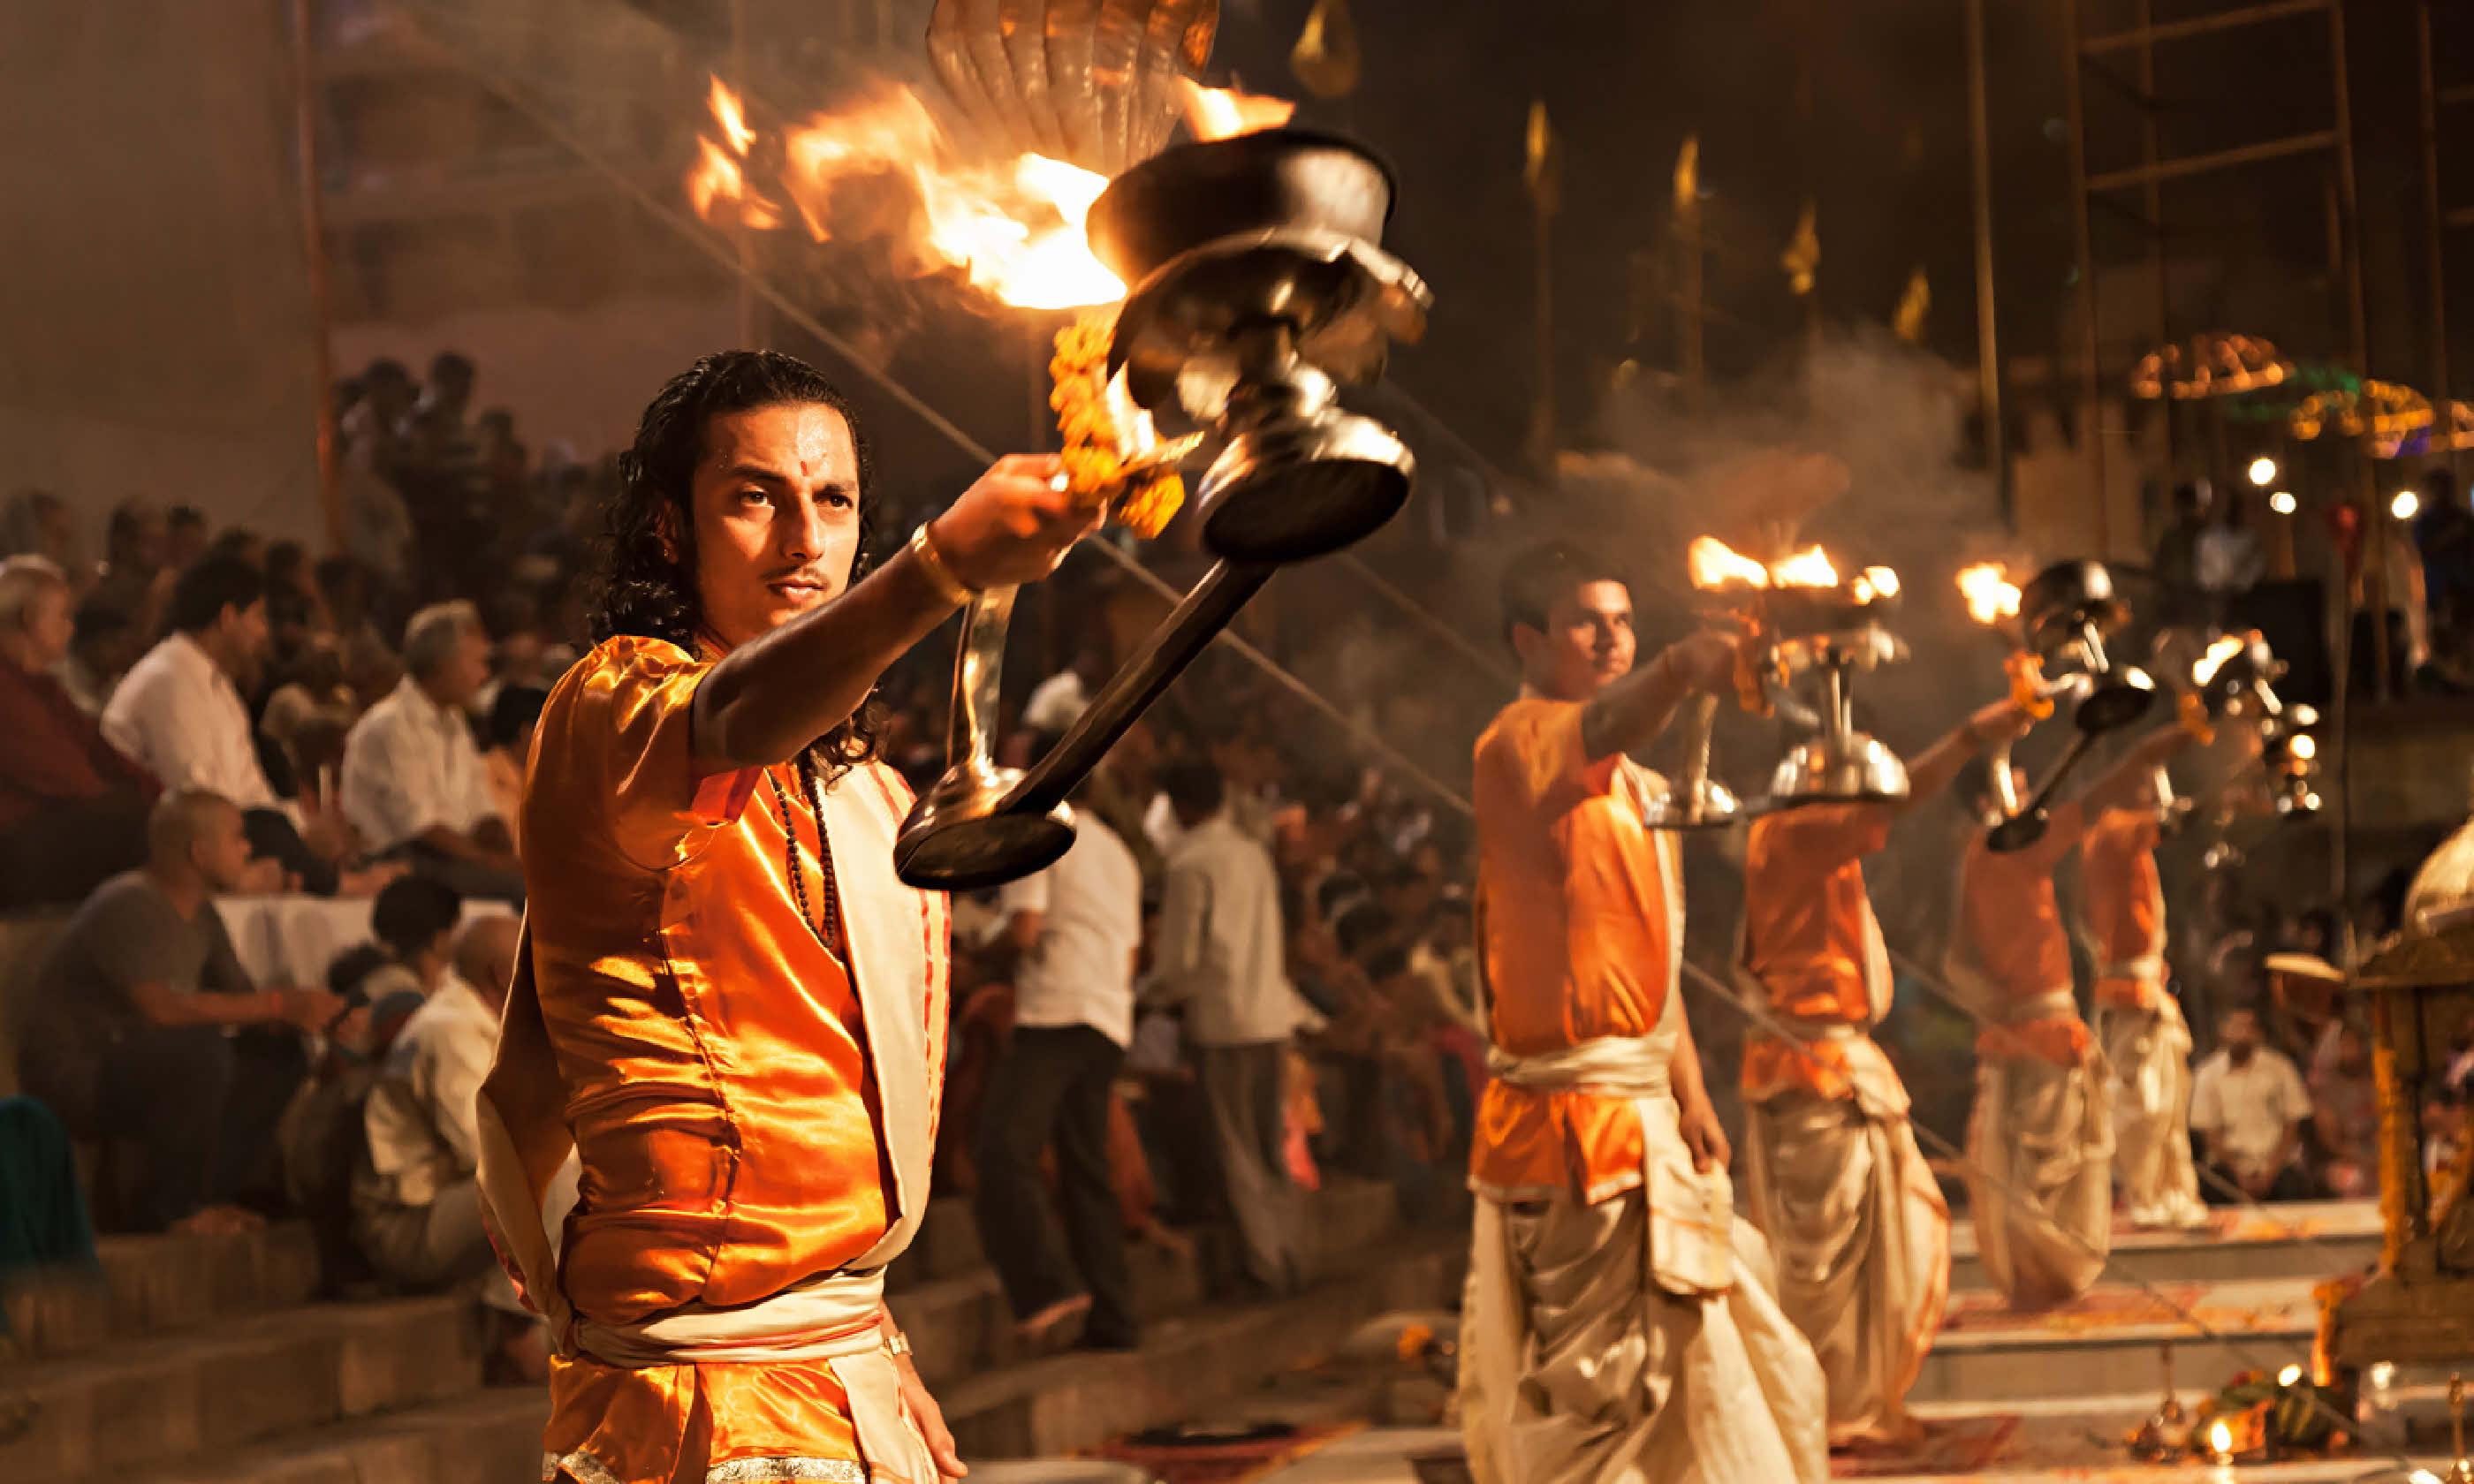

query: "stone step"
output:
941 1236 1466 1460
1914 1276 2320 1407
127 1389 547 1484
3 1221 322 1360
892 1175 1402 1388
1950 1200 2383 1292
0 1294 485 1479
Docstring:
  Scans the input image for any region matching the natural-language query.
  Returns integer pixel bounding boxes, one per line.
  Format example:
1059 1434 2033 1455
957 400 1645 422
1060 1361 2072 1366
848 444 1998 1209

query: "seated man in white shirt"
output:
102 556 362 894
353 912 548 1376
339 601 521 901
970 751 1145 1351
2190 1005 2318 1202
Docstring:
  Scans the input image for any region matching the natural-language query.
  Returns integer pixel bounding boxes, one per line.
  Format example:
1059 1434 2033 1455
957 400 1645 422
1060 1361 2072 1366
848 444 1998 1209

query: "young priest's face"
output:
1517 579 1636 701
689 401 862 650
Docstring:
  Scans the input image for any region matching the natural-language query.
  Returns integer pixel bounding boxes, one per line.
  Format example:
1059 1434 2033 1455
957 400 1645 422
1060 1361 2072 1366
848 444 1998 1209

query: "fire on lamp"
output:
1673 536 1910 827
1956 562 2090 835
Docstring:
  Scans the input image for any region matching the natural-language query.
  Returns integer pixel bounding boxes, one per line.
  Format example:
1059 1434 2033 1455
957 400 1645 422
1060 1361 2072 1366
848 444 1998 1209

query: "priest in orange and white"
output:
2078 769 2212 1230
1737 693 2030 1446
1459 541 1825 1484
1947 723 2200 1309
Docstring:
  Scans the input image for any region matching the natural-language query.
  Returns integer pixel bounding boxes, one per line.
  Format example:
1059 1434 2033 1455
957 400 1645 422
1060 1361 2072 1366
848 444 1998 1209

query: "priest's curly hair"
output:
588 350 884 780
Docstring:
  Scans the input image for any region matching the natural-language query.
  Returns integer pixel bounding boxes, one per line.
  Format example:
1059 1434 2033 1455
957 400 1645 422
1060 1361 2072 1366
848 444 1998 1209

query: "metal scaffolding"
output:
2058 0 2368 553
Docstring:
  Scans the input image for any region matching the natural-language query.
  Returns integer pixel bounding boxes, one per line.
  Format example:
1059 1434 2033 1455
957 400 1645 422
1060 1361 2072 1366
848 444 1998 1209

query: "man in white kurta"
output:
1459 543 1825 1484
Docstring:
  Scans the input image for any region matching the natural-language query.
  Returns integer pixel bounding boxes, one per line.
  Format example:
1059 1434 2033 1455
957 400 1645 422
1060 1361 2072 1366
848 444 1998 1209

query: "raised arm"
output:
1898 697 2036 814
2078 719 2204 816
1580 631 1743 763
693 454 1100 772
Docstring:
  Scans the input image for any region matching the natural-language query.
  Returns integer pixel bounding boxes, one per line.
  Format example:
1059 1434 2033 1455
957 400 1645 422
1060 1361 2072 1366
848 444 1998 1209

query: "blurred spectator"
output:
2416 466 2474 687
54 589 140 716
1153 757 1304 1297
207 526 264 570
1 488 80 581
1023 636 1110 733
340 601 520 900
2190 1005 2316 1202
398 352 484 598
16 791 341 1233
91 499 169 638
358 874 466 1004
102 556 280 813
340 358 418 587
164 505 209 572
482 685 546 857
0 556 157 905
2195 490 2265 600
2150 481 2209 624
315 555 401 705
972 760 1144 1352
2309 1019 2379 1200
2339 502 2430 693
102 556 364 895
353 912 550 1379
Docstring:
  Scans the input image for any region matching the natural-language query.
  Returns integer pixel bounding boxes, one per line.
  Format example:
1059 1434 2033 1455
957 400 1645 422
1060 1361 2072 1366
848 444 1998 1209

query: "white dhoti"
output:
1460 1026 1827 1484
2097 985 2206 1230
1742 1030 1948 1446
1965 993 2115 1309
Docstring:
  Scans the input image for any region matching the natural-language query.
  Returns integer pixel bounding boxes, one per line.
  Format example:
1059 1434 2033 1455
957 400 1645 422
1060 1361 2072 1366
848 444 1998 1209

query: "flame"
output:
2192 635 2246 685
1956 563 2021 625
690 75 1122 310
710 75 755 155
1689 536 1771 590
1852 567 1900 603
1769 546 1838 588
2289 732 2318 762
2207 1420 2234 1457
1180 79 1297 141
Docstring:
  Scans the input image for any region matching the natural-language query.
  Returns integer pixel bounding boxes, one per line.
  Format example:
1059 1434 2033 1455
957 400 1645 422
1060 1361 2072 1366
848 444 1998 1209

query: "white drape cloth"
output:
1742 1029 1948 1446
1460 996 1827 1484
2098 995 2207 1230
1965 991 2115 1308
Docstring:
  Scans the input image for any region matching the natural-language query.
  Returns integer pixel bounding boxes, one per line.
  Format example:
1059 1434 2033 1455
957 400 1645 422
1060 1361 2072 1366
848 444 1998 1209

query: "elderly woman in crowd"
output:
0 555 158 905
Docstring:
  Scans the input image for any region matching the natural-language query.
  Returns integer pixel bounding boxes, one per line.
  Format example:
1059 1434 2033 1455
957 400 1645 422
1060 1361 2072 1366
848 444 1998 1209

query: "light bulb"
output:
2269 490 2296 515
2248 457 2277 487
2394 489 2421 520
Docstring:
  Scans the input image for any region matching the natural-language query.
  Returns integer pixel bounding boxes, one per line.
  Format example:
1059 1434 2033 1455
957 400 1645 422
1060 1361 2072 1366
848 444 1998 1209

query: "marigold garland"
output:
1049 311 1184 538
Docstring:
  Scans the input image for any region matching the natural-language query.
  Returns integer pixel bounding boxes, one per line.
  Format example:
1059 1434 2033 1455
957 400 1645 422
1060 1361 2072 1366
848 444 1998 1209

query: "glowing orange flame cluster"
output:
1180 78 1295 140
2191 634 2246 686
690 76 1121 309
1956 563 2022 625
687 74 1299 312
1689 536 1893 598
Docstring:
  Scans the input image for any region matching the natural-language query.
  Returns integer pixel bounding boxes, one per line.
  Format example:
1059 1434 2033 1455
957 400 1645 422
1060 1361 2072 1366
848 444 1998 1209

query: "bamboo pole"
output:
287 0 345 556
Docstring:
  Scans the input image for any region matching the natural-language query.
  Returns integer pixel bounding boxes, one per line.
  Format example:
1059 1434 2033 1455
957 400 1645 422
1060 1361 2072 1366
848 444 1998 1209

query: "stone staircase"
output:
0 1177 1460 1481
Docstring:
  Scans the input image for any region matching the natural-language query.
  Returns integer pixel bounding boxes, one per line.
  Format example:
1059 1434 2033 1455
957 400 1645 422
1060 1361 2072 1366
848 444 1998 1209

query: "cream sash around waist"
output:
1491 1030 1732 1297
2002 988 2080 1026
577 1267 921 1480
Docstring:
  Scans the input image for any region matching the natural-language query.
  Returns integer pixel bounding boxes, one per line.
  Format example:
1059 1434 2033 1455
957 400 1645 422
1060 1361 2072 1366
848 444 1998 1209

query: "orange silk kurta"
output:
2078 806 2166 1011
1469 696 1676 1203
519 637 948 1482
1740 804 1892 1102
1956 800 2089 1067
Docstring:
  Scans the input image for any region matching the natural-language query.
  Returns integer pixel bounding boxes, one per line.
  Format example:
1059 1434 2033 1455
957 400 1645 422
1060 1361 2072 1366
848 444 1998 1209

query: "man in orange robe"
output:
1458 541 1825 1484
474 352 1097 1484
1737 697 2028 1447
2079 780 2209 1230
1948 724 2197 1309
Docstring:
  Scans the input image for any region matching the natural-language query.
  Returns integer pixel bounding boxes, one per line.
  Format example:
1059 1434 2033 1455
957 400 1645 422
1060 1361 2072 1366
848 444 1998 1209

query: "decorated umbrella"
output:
926 0 1218 177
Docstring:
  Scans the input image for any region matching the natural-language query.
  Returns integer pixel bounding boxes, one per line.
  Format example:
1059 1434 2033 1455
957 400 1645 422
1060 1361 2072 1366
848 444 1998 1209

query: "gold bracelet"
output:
908 520 979 608
884 1329 913 1358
